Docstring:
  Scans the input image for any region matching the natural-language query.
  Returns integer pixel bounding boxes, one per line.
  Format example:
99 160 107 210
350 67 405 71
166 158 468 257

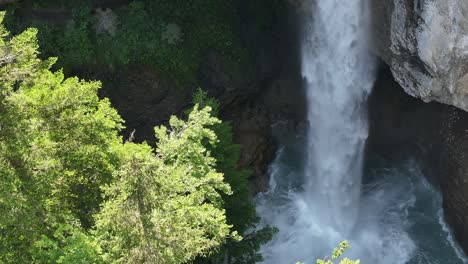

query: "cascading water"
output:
255 0 468 263
259 0 375 258
302 0 375 235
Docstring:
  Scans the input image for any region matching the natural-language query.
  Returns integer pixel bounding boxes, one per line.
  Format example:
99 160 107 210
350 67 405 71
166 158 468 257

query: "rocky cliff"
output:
368 62 468 255
370 0 468 254
6 0 306 193
95 0 306 192
371 0 468 111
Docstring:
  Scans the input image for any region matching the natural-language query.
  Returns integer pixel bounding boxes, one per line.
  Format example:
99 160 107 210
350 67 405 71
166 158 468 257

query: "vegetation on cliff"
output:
3 0 248 85
297 241 360 264
0 0 295 262
191 90 277 264
0 12 275 263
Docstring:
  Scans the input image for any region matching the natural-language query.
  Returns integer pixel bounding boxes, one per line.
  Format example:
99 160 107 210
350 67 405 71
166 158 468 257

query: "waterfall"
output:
255 0 468 263
256 0 378 261
302 0 375 235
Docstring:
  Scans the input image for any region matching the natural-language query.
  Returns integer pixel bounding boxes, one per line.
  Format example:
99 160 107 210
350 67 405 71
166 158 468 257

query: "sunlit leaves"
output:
95 106 235 264
0 11 124 262
296 241 360 264
1 12 238 263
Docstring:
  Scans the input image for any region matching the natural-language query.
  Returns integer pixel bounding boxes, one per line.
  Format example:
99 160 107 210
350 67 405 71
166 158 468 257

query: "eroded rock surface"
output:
368 64 468 255
372 0 468 111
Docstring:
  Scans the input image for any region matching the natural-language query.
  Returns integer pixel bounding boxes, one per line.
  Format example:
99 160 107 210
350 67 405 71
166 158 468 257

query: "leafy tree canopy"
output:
192 89 277 264
0 12 237 263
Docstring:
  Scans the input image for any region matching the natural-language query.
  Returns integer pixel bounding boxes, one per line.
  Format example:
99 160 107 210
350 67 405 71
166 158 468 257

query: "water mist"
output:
256 0 467 263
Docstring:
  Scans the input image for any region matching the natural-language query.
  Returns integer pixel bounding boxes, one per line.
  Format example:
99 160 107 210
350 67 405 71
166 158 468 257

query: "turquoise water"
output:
256 139 467 263
360 158 466 264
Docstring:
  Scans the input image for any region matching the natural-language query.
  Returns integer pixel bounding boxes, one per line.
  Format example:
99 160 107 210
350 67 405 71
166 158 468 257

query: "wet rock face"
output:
98 66 192 143
368 64 468 255
197 2 305 192
371 1 468 253
371 0 468 111
440 109 468 255
95 1 305 192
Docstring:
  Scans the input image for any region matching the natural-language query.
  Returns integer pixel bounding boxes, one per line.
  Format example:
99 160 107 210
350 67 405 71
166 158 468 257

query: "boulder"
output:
371 0 468 111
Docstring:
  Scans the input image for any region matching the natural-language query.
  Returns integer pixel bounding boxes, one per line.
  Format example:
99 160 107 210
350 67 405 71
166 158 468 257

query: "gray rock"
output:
371 1 468 253
94 8 118 36
372 0 468 111
368 65 468 255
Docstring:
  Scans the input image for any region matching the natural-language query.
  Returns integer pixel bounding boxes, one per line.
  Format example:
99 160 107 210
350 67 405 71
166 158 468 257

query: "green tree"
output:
0 11 122 262
31 224 104 264
297 241 360 264
192 89 276 264
0 13 236 263
95 106 238 264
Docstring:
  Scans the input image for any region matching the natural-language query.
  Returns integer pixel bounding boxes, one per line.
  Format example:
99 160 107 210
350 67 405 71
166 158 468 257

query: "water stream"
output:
255 0 467 263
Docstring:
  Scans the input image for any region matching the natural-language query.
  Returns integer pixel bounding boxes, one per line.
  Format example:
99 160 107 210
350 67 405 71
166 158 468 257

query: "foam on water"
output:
255 0 467 262
256 147 467 263
258 0 379 262
437 207 467 263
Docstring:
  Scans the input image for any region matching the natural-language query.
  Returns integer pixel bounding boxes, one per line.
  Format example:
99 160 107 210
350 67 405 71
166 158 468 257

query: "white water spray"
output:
256 0 468 263
257 0 377 262
302 0 375 235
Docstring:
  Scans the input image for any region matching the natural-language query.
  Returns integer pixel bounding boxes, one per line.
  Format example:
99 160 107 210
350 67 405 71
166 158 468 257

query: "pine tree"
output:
0 12 122 262
95 106 238 263
192 89 277 263
0 13 235 263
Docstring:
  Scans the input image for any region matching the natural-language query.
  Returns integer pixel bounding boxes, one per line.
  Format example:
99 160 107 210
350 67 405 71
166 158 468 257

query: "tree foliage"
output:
0 21 355 260
31 224 105 264
0 11 122 262
95 106 238 263
0 13 238 263
5 0 248 85
191 89 277 264
297 241 360 264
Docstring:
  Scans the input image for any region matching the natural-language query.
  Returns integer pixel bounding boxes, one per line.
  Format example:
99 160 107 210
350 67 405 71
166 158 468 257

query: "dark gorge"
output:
2 0 468 263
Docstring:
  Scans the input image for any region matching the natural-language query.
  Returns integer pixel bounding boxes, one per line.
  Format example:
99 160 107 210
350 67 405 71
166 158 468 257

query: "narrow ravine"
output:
255 0 468 263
